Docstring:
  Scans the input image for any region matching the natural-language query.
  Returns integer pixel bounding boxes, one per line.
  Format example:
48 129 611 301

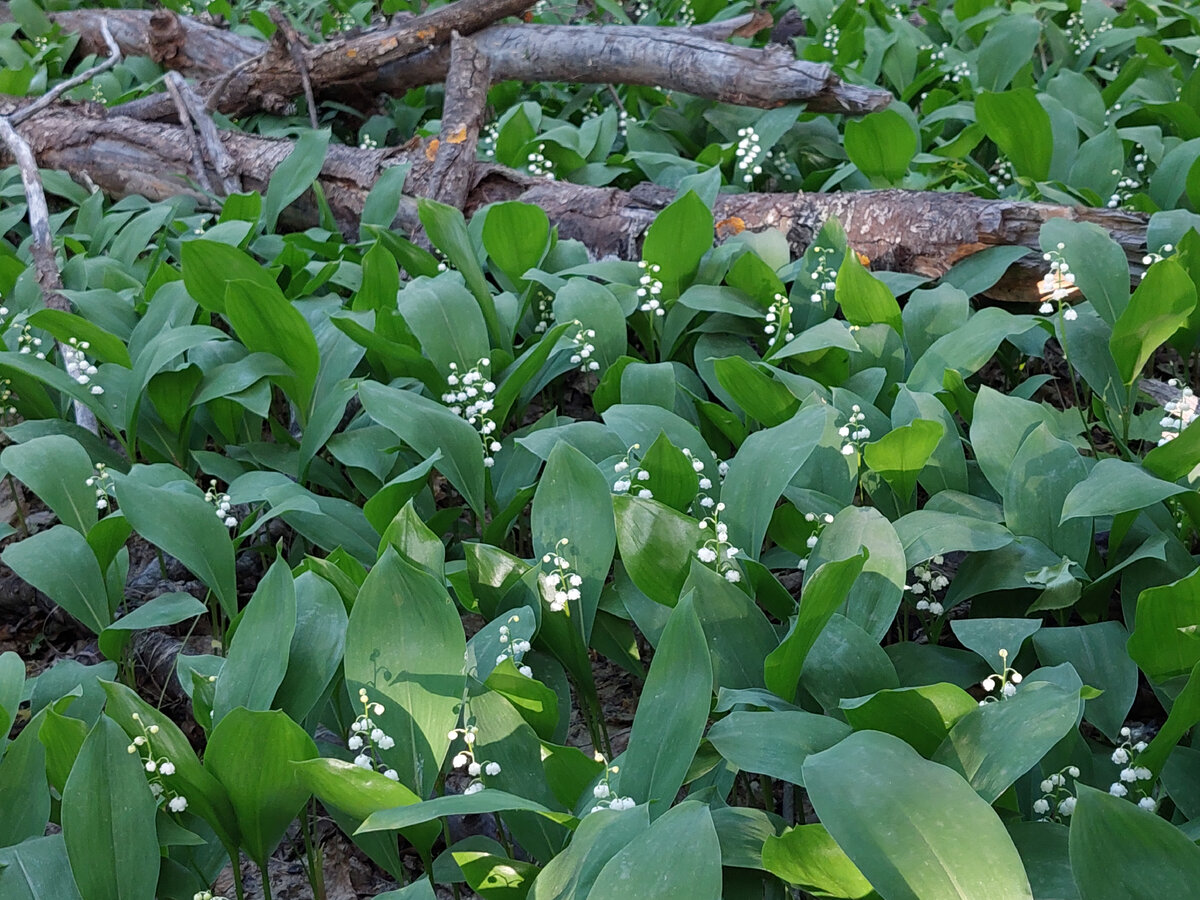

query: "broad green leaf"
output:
1039 220 1131 325
613 494 703 607
344 547 466 797
1138 660 1200 776
359 162 411 235
225 279 320 415
398 278 489 374
1032 623 1136 742
907 308 1033 394
115 477 237 617
940 247 1032 299
62 716 160 900
707 710 850 785
1003 424 1090 564
620 594 712 816
274 571 348 723
528 806 650 900
212 556 296 725
0 718 49 846
1109 258 1196 386
685 563 778 691
1126 566 1200 682
381 499 445 580
721 405 828 559
102 591 206 634
801 614 899 712
205 708 317 867
360 380 486 517
951 618 1041 670
359 789 573 834
806 507 906 642
456 850 540 899
844 109 916 184
762 824 878 899
641 191 713 299
587 801 720 900
893 510 1013 568
932 681 1081 802
482 201 550 286
841 683 977 757
1069 784 1200 899
262 128 330 232
863 419 944 505
976 14 1041 91
355 240 400 312
836 251 902 334
2 525 109 635
1006 822 1078 900
180 240 278 314
2 435 96 534
712 356 799 426
764 552 867 703
0 835 82 900
803 731 1033 900
976 89 1052 180
1062 458 1188 522
0 650 23 756
417 199 501 345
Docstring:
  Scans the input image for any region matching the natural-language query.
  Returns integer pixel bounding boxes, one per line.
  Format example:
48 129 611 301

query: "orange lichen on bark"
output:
425 138 440 160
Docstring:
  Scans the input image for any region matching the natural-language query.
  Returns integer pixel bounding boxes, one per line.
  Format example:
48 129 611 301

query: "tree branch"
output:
425 31 490 210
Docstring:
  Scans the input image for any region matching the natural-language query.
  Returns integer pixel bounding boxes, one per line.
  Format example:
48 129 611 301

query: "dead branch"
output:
425 31 490 210
11 19 121 125
0 101 1154 304
267 7 318 130
164 72 215 195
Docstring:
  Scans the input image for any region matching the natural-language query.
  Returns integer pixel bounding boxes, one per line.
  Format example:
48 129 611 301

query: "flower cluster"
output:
764 293 794 349
542 538 582 613
797 511 834 572
449 724 501 795
931 45 970 83
1157 378 1197 447
1033 766 1081 820
907 556 949 616
15 324 44 359
0 378 15 418
204 480 238 529
1037 244 1078 320
821 24 840 50
527 143 555 179
359 134 378 150
978 648 1022 704
735 127 764 185
1141 244 1174 278
988 158 1015 191
612 444 648 497
683 446 716 496
480 122 500 159
349 688 399 781
1104 102 1124 127
61 337 103 396
443 359 502 467
1109 729 1157 810
804 246 839 304
86 462 115 510
637 261 665 316
497 614 533 678
569 323 600 373
838 405 871 456
589 753 635 813
1106 169 1142 209
126 713 188 813
193 892 231 900
1065 11 1113 53
697 503 742 583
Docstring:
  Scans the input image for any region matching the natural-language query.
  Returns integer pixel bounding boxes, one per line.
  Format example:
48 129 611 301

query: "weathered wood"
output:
425 32 490 210
0 101 1153 302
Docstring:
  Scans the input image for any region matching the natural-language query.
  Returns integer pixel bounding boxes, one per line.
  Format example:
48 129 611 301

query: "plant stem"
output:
231 856 245 900
302 799 326 900
260 861 273 900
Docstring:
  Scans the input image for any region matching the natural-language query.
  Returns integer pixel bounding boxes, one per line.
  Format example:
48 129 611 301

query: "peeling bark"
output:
0 101 1153 302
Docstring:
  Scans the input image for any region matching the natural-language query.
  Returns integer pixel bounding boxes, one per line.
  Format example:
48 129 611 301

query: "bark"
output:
29 4 892 121
0 100 1153 301
426 31 490 210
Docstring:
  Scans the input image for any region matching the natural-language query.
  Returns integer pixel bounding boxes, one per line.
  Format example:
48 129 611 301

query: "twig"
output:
11 19 121 125
0 114 99 434
203 52 261 114
164 71 215 195
268 7 319 130
166 71 241 196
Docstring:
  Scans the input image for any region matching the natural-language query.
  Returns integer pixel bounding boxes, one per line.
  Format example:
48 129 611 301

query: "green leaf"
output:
907 308 1033 394
641 191 713 299
0 835 82 900
1137 660 1200 776
212 555 297 725
893 510 1014 568
180 240 278 314
803 731 1033 900
262 128 330 232
721 406 827 559
863 419 944 505
764 552 867 703
2 435 97 535
801 614 899 712
951 617 1041 669
482 202 550 286
344 547 466 797
976 14 1042 91
1069 784 1200 899
707 710 850 785
355 240 400 312
620 593 712 816
1039 220 1131 326
2 525 109 635
485 659 559 740
1062 458 1188 522
205 708 317 867
932 681 1081 802
712 356 799 427
844 109 916 185
417 199 501 346
1032 623 1137 743
836 251 902 334
1003 425 1091 564
976 89 1052 180
527 805 649 900
0 650 23 756
359 789 573 834
613 494 703 607
1126 566 1200 683
62 716 160 900
103 591 206 634
841 683 977 757
1109 258 1196 386
359 163 411 237
360 380 486 517
115 477 237 617
225 279 321 416
587 801 721 900
274 571 348 722
806 507 906 642
762 824 878 899
941 247 1032 298
1006 822 1078 900
0 718 49 846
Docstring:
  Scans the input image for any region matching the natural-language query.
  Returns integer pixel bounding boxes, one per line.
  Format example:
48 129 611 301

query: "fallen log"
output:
21 4 892 121
0 100 1151 301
